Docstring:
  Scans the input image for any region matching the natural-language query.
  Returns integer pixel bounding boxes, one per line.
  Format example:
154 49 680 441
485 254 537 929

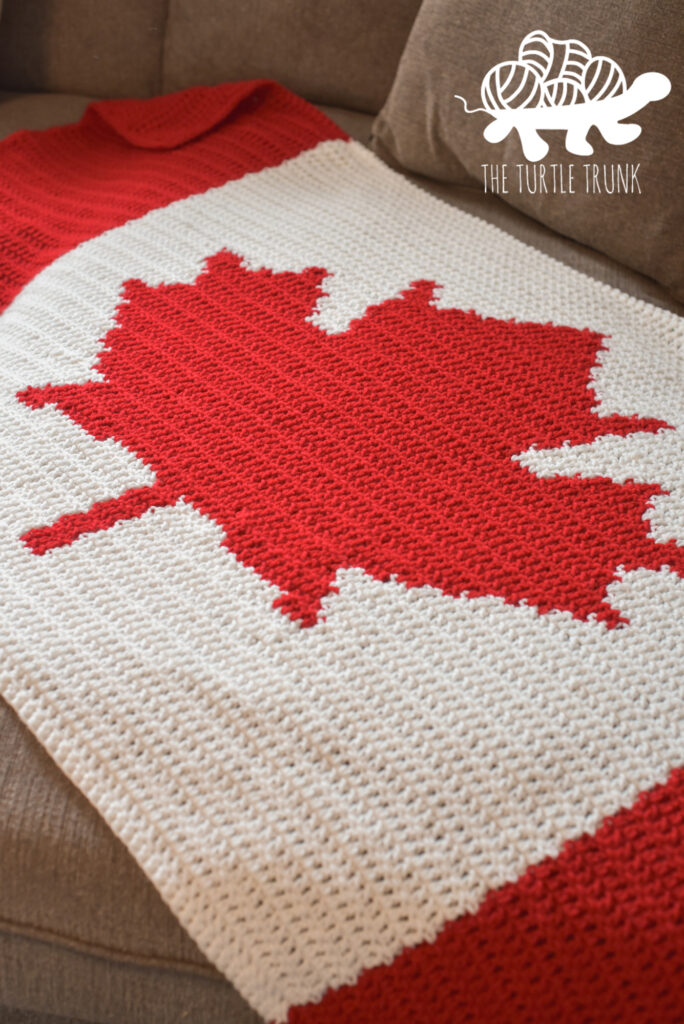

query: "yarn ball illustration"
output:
582 56 627 101
481 33 628 112
481 60 545 112
555 37 592 84
518 29 555 78
456 29 670 162
544 77 585 107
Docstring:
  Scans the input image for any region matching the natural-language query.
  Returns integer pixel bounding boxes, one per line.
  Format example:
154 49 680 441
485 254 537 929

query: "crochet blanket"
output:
1 81 683 1023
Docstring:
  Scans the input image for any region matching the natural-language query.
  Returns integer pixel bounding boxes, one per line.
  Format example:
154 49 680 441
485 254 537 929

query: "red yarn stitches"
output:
18 251 683 627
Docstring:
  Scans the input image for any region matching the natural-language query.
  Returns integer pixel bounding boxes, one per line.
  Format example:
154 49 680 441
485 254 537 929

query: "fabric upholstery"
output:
0 91 92 135
162 0 422 112
0 0 420 114
371 0 684 300
0 0 166 98
0 927 262 1024
3 1009 92 1024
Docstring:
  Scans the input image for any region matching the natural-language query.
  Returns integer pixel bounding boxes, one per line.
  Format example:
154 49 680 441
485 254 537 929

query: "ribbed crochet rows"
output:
0 79 344 314
17 250 683 627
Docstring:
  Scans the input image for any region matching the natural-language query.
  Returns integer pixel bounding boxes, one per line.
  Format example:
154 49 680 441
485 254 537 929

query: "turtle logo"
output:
455 30 671 161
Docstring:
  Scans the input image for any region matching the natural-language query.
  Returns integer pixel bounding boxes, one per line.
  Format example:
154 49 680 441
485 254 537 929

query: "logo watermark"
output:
481 161 642 195
455 29 670 170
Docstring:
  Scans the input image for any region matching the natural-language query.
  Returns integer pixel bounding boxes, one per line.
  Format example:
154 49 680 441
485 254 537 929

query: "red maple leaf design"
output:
18 251 684 627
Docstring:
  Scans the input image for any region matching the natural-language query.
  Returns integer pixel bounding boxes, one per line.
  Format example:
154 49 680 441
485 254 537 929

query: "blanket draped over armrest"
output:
0 80 683 1024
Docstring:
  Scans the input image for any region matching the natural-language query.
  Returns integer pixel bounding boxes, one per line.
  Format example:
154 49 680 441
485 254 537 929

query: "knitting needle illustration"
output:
455 31 671 162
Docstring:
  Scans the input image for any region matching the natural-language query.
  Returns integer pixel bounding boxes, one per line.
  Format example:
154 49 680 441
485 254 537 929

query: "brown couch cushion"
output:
0 0 166 98
371 0 684 301
3 1009 91 1024
162 0 422 113
0 91 92 135
0 700 263 1024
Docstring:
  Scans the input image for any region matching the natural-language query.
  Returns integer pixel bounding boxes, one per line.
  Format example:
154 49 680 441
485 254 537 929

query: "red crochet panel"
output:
0 80 346 314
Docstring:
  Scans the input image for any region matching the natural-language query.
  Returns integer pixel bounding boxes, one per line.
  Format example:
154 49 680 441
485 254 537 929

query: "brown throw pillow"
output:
162 0 422 114
372 0 684 301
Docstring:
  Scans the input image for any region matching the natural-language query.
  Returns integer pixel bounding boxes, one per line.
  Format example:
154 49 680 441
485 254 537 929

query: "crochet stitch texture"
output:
0 81 683 1023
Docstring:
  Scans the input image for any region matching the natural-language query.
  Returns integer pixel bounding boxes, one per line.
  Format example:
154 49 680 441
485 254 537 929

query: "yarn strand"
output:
453 94 488 114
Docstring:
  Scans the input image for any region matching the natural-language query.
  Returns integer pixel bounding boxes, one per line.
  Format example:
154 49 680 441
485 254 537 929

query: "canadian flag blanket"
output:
1 80 683 1023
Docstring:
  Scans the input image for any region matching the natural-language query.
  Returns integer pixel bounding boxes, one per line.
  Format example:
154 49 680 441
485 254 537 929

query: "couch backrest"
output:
0 0 421 113
0 0 167 100
162 0 421 114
